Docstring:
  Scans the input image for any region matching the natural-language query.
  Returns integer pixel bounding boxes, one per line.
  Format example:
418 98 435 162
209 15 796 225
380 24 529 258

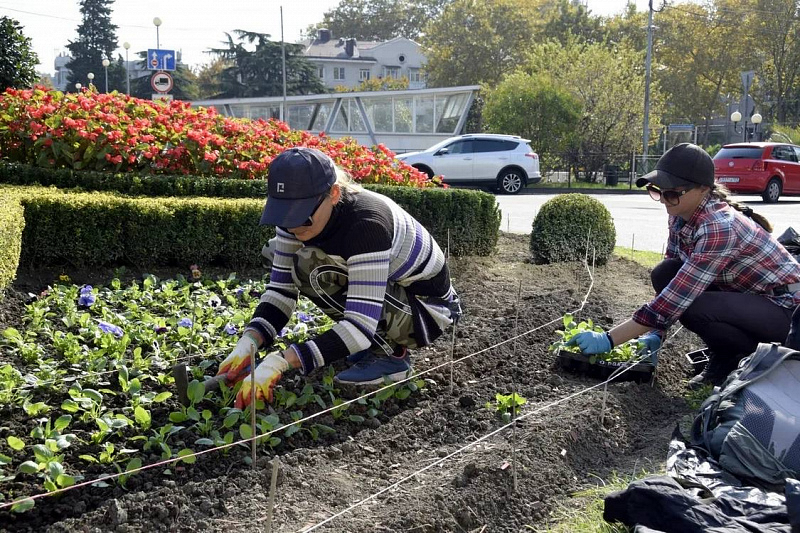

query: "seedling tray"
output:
684 348 710 376
557 350 655 384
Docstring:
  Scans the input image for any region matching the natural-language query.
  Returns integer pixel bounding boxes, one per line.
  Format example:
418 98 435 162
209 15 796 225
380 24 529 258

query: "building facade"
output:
303 29 427 90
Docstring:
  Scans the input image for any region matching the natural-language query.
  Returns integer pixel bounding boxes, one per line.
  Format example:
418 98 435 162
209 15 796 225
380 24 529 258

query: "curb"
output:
519 187 646 196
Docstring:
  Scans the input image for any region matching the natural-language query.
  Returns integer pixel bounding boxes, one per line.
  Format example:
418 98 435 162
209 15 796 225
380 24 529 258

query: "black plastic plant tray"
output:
557 350 655 384
684 348 710 376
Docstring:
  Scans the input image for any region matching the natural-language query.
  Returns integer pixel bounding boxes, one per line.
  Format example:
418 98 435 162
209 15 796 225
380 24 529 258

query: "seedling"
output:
486 392 527 422
551 314 645 364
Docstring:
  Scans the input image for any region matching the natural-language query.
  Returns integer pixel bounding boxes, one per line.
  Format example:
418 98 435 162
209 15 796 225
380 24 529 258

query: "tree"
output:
308 0 452 41
195 58 230 99
66 0 126 93
746 0 800 124
526 39 665 178
483 71 582 172
0 17 39 91
423 0 540 87
334 76 409 92
207 30 325 98
540 0 606 46
654 1 752 144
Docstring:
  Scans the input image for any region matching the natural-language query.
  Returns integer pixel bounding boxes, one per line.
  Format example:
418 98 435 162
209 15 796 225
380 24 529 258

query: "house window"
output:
383 66 400 79
317 66 325 79
333 67 346 80
359 69 371 81
409 69 423 83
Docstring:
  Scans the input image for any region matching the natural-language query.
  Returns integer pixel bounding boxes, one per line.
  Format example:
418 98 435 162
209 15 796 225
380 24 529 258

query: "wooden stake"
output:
250 351 257 469
448 322 457 395
630 234 635 262
265 457 280 533
511 279 522 493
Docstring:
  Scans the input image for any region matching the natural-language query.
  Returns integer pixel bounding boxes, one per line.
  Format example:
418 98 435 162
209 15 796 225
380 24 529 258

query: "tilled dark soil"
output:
1 233 698 533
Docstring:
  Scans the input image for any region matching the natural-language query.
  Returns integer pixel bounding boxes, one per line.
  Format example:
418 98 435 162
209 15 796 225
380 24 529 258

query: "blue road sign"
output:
668 123 694 131
147 49 176 71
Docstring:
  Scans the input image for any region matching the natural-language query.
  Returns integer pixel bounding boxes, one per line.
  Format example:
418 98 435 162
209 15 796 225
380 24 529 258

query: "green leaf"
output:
7 436 25 451
239 424 253 439
194 438 214 446
153 392 172 403
82 389 103 403
187 381 204 404
222 412 239 428
284 424 300 437
56 474 75 488
60 399 79 413
0 453 12 465
126 457 142 472
79 454 99 463
11 498 34 513
202 409 212 421
169 411 188 423
348 415 365 423
54 415 72 432
134 406 151 427
187 407 200 421
17 461 39 474
177 449 196 464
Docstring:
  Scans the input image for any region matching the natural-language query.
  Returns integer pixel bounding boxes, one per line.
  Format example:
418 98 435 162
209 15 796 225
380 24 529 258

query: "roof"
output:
303 35 419 61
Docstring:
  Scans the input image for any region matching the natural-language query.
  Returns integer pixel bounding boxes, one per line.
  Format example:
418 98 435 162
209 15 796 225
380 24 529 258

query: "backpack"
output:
690 341 800 490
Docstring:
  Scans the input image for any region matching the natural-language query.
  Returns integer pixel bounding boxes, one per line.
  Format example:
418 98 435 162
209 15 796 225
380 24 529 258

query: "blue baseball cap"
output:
260 147 337 227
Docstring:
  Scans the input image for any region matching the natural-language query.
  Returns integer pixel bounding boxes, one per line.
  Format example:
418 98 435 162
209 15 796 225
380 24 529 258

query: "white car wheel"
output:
498 170 523 194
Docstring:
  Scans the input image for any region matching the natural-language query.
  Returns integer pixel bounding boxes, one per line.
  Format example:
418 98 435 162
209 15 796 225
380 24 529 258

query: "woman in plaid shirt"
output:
568 143 800 388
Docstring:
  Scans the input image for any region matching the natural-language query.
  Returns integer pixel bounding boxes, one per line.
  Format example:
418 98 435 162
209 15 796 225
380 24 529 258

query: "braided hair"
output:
709 184 773 232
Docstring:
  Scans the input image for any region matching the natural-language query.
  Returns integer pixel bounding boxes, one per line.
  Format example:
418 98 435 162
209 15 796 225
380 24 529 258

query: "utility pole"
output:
641 0 655 172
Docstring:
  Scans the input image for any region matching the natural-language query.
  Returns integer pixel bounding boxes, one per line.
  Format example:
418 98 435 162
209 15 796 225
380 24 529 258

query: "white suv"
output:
396 134 541 194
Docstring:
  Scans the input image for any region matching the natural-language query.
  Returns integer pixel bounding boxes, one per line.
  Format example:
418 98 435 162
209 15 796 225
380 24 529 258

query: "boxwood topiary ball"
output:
530 193 616 265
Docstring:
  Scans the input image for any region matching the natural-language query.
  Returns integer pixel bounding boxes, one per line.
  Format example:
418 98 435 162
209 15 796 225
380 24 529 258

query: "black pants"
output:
652 259 795 367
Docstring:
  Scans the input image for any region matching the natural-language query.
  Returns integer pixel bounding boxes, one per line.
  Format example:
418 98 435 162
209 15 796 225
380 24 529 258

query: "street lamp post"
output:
731 111 763 142
87 72 94 90
123 42 131 95
153 17 162 49
102 59 110 92
75 83 82 91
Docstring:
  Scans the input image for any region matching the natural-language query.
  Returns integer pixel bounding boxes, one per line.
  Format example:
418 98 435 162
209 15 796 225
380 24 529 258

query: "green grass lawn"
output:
613 247 663 268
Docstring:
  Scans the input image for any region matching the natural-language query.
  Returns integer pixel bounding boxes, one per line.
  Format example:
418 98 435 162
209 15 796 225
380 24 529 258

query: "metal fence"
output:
540 152 662 188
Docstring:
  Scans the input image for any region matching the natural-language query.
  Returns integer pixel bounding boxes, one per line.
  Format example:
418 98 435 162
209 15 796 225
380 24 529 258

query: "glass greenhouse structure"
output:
191 86 479 153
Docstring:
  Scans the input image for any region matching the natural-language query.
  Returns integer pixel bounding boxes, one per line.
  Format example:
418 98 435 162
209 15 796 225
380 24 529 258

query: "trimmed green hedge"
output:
530 193 616 265
5 184 499 271
0 162 267 198
0 190 24 290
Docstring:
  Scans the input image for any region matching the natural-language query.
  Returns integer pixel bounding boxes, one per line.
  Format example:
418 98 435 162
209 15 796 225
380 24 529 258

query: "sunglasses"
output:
278 193 328 232
646 184 690 206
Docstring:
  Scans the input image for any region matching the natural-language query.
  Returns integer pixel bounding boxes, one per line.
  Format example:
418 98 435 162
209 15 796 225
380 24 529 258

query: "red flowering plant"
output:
0 86 436 188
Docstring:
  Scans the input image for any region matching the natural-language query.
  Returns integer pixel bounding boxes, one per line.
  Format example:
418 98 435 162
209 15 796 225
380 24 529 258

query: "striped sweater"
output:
246 189 454 373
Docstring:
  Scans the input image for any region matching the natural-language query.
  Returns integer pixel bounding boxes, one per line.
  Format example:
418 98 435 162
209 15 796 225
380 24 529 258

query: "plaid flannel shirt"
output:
633 195 800 330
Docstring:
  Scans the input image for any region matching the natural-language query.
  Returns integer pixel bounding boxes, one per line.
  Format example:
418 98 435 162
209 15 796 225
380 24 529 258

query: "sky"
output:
2 0 654 75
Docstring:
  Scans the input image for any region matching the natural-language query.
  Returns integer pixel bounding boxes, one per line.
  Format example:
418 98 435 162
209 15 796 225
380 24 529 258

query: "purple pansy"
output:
178 318 193 328
77 285 96 307
98 321 124 338
297 312 311 323
235 287 244 298
153 325 168 334
279 328 290 337
224 323 238 335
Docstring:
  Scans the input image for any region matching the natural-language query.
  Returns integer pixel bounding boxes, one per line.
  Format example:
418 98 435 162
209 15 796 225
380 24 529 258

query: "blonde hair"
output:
709 183 773 232
334 165 362 193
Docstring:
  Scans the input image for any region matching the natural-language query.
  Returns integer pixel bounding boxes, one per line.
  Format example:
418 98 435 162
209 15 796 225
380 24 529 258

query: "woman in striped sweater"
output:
217 147 461 408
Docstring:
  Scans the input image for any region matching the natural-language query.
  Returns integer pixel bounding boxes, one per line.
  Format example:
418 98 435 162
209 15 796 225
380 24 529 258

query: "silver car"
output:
396 134 541 194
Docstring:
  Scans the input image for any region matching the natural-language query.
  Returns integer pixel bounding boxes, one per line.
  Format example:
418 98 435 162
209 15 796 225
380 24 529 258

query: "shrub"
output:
530 193 616 265
8 185 498 272
0 86 432 187
0 189 24 290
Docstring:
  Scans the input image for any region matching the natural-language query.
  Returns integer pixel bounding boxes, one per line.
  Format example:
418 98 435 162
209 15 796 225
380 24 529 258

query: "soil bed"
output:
0 233 698 532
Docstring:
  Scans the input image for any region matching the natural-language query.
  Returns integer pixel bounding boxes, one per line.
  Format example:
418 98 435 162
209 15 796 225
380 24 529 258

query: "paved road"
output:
494 192 800 253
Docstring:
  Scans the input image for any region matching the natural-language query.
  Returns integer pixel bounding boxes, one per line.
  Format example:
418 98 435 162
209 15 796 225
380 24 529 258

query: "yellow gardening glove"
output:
235 352 290 408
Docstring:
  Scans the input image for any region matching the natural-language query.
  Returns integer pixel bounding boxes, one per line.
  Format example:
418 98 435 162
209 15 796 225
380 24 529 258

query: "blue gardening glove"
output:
636 332 662 364
566 331 613 355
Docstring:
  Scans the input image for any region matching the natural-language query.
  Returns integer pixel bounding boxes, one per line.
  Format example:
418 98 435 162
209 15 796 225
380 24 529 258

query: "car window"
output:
444 140 473 154
772 145 798 162
794 146 800 161
473 139 518 153
714 147 764 159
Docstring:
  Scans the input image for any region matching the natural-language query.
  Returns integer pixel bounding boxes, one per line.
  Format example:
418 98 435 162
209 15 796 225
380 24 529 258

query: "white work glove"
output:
235 352 290 408
217 332 259 384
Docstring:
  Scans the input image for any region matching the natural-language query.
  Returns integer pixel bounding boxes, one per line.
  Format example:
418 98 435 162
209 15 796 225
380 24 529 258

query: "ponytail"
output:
709 184 773 232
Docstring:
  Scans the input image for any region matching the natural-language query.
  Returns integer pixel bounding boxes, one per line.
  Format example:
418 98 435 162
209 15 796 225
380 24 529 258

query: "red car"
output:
713 142 800 202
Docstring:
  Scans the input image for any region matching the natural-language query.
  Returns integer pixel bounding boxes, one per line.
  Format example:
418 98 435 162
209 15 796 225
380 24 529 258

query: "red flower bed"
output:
0 87 434 187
